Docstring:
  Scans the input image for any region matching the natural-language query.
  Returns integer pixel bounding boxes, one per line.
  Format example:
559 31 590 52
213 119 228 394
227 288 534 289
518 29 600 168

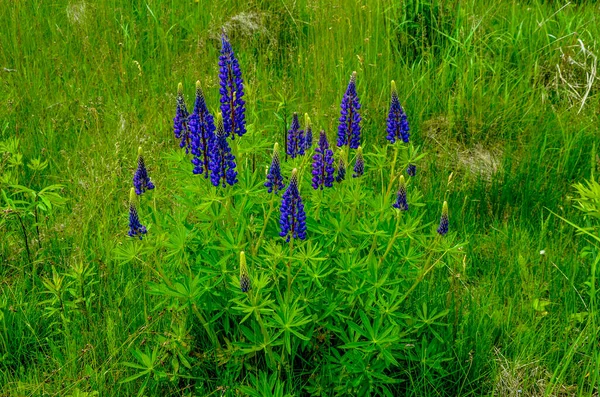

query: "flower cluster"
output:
189 80 216 178
173 82 191 152
133 147 154 195
437 201 449 236
386 80 410 144
353 146 364 178
128 188 147 239
287 112 305 159
279 169 307 242
337 71 361 149
407 164 417 177
265 143 285 194
210 113 238 187
393 175 408 211
304 113 313 151
311 130 335 190
219 30 246 139
336 152 346 183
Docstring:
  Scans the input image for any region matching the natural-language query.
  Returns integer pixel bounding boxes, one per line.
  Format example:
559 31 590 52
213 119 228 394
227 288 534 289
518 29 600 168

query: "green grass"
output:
1 0 600 395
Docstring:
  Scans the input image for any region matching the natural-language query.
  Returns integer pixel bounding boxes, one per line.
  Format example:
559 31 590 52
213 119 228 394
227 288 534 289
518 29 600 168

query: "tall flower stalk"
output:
265 142 285 194
286 112 305 159
336 151 346 183
133 147 154 195
219 30 246 139
386 80 410 144
279 168 307 242
437 201 449 236
239 251 251 292
337 71 361 149
128 188 147 239
209 112 238 187
392 175 408 211
353 146 364 178
173 82 191 152
311 130 335 190
304 113 313 151
190 80 216 178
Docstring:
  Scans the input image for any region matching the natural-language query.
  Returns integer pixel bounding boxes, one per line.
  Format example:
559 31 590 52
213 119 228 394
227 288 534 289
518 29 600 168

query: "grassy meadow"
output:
1 0 600 395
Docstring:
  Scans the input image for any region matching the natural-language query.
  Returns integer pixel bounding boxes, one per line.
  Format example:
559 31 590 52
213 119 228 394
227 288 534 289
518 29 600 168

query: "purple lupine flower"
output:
353 146 364 178
437 201 449 236
190 80 216 178
133 147 155 195
304 113 313 151
279 168 307 242
286 112 305 158
386 80 410 144
392 175 408 211
265 142 285 194
209 112 238 187
311 130 335 190
407 164 417 177
219 30 246 139
174 82 192 152
128 188 147 239
336 152 346 183
239 251 251 292
337 71 361 149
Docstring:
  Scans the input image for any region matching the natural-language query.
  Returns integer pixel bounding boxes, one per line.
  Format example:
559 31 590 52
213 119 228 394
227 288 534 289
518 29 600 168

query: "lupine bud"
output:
336 151 346 183
311 130 335 190
392 175 408 211
386 80 410 144
407 164 417 177
287 112 305 158
190 80 216 178
173 82 191 152
128 188 147 239
219 30 246 139
304 113 313 150
337 71 362 149
133 147 155 195
209 112 238 187
437 201 449 236
239 251 251 293
353 146 364 178
265 143 285 193
279 168 307 242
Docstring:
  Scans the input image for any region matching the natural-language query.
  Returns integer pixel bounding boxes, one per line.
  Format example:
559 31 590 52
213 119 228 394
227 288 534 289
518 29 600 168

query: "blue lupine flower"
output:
279 168 307 242
219 30 246 139
133 147 155 195
337 71 361 149
128 188 147 239
311 130 335 190
287 112 305 158
407 164 417 177
392 175 408 211
353 146 364 178
437 201 449 236
386 80 410 144
174 82 192 152
265 142 285 193
336 151 346 183
190 80 216 178
239 251 251 293
209 112 238 187
304 113 313 151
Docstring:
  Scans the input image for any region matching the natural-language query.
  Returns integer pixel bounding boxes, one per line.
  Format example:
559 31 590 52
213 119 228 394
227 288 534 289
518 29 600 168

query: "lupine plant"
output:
133 147 154 195
393 175 408 211
219 30 246 139
279 168 307 241
173 82 191 152
265 142 285 194
286 112 305 158
437 200 449 235
386 80 410 144
311 130 335 190
337 71 361 149
189 80 215 178
209 113 238 188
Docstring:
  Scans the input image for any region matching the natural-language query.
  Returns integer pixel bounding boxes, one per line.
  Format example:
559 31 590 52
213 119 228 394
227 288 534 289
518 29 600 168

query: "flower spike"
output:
173 82 192 152
265 143 285 193
239 251 251 292
133 147 155 195
304 113 313 150
287 112 305 158
337 71 362 149
279 168 307 242
311 130 335 190
353 146 364 178
392 175 409 211
190 80 216 178
437 201 449 236
219 29 246 139
209 112 238 187
128 188 147 239
386 80 410 144
407 164 417 177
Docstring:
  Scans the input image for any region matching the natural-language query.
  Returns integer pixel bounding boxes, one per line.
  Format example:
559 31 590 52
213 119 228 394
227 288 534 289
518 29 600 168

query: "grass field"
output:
1 0 600 395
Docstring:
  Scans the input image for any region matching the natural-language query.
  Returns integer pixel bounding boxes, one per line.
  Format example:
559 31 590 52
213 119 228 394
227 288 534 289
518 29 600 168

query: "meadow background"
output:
1 0 600 396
